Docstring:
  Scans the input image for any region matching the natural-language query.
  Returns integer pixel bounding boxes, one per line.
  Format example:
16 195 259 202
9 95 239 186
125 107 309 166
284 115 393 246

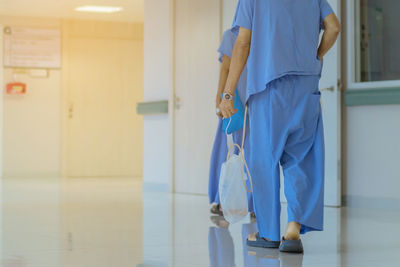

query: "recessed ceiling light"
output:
75 6 123 13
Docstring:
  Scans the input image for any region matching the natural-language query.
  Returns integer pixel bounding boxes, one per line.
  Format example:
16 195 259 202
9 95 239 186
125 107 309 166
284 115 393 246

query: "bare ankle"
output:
284 231 300 240
284 222 301 240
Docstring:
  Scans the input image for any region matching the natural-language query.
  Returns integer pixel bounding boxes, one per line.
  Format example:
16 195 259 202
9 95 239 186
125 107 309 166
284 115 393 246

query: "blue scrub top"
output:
218 30 248 105
232 0 334 100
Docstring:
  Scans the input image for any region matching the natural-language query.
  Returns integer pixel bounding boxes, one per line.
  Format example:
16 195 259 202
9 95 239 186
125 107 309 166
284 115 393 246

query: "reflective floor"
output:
1 178 400 267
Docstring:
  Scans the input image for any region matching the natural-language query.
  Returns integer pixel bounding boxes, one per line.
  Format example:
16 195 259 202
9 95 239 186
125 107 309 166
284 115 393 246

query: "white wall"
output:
346 105 400 207
0 16 62 178
3 69 61 177
222 0 238 31
1 16 145 179
143 0 173 190
343 0 400 209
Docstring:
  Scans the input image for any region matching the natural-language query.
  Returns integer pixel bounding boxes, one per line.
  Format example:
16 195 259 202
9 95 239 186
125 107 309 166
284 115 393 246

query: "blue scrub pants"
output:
208 119 254 213
248 75 325 241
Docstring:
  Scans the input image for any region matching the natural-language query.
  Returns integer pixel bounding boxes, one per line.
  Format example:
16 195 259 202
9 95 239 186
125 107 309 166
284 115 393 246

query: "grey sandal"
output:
279 237 304 253
247 233 280 248
210 204 223 216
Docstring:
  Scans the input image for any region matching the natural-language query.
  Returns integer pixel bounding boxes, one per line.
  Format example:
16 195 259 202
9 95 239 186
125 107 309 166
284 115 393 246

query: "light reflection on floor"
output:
1 178 400 267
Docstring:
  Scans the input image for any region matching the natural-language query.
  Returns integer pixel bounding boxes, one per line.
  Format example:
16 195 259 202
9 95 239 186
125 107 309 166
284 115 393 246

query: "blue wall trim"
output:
142 182 169 192
137 100 169 115
345 87 400 106
343 195 400 211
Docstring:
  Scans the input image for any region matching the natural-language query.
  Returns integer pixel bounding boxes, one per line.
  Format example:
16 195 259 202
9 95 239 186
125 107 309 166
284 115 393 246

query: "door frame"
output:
60 21 70 179
169 0 176 193
325 0 342 207
170 0 225 193
0 25 4 178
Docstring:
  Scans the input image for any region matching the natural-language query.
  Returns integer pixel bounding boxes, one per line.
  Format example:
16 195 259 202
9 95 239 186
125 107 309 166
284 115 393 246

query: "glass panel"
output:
357 0 400 82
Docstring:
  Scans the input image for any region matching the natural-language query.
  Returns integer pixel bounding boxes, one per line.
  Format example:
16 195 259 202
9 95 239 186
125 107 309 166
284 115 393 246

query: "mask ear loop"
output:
225 106 253 193
240 106 253 193
225 117 232 135
225 117 234 149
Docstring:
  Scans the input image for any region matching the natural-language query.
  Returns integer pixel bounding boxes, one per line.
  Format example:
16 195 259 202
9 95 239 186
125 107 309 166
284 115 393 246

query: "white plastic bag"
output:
218 106 253 224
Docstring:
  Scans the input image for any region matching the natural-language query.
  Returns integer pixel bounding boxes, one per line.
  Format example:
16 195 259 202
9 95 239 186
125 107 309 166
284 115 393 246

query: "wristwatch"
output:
222 92 235 101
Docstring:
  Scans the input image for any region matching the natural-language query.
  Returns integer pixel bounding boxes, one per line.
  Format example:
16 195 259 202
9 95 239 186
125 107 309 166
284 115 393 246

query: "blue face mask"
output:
222 90 245 134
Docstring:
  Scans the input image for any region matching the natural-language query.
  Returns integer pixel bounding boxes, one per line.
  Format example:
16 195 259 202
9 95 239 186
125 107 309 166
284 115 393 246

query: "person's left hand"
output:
219 98 237 118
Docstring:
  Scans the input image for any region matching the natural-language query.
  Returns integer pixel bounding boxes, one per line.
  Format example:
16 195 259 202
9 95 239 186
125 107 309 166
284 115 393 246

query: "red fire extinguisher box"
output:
6 82 27 95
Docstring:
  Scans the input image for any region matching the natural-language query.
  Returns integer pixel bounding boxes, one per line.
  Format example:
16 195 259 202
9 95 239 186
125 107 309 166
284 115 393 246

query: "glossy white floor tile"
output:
1 177 400 267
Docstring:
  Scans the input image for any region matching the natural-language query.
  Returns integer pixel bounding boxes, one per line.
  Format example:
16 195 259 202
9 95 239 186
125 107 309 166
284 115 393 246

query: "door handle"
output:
321 86 334 92
175 96 182 110
68 104 74 119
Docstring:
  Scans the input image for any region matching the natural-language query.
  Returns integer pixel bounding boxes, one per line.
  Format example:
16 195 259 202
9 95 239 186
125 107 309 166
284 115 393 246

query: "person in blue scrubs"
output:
209 29 254 218
219 0 340 253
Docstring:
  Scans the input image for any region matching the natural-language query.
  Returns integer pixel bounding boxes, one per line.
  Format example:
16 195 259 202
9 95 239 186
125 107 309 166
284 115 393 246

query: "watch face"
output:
225 94 230 100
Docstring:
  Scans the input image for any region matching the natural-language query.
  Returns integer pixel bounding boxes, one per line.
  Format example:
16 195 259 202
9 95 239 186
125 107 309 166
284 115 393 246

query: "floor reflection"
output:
208 227 235 267
2 177 400 266
208 220 304 267
242 223 281 267
1 177 143 267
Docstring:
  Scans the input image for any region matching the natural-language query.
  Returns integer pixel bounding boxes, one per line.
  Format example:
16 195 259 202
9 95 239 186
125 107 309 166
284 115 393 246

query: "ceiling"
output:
0 0 144 23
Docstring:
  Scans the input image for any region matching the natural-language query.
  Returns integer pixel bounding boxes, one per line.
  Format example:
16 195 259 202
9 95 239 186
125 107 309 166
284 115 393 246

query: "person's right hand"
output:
216 109 223 118
219 97 237 118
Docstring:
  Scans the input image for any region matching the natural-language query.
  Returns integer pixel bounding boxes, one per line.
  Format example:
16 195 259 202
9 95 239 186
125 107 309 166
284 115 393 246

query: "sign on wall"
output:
3 26 61 69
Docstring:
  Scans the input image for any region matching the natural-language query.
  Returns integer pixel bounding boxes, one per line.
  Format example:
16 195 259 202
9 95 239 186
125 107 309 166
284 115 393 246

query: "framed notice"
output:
3 26 61 69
